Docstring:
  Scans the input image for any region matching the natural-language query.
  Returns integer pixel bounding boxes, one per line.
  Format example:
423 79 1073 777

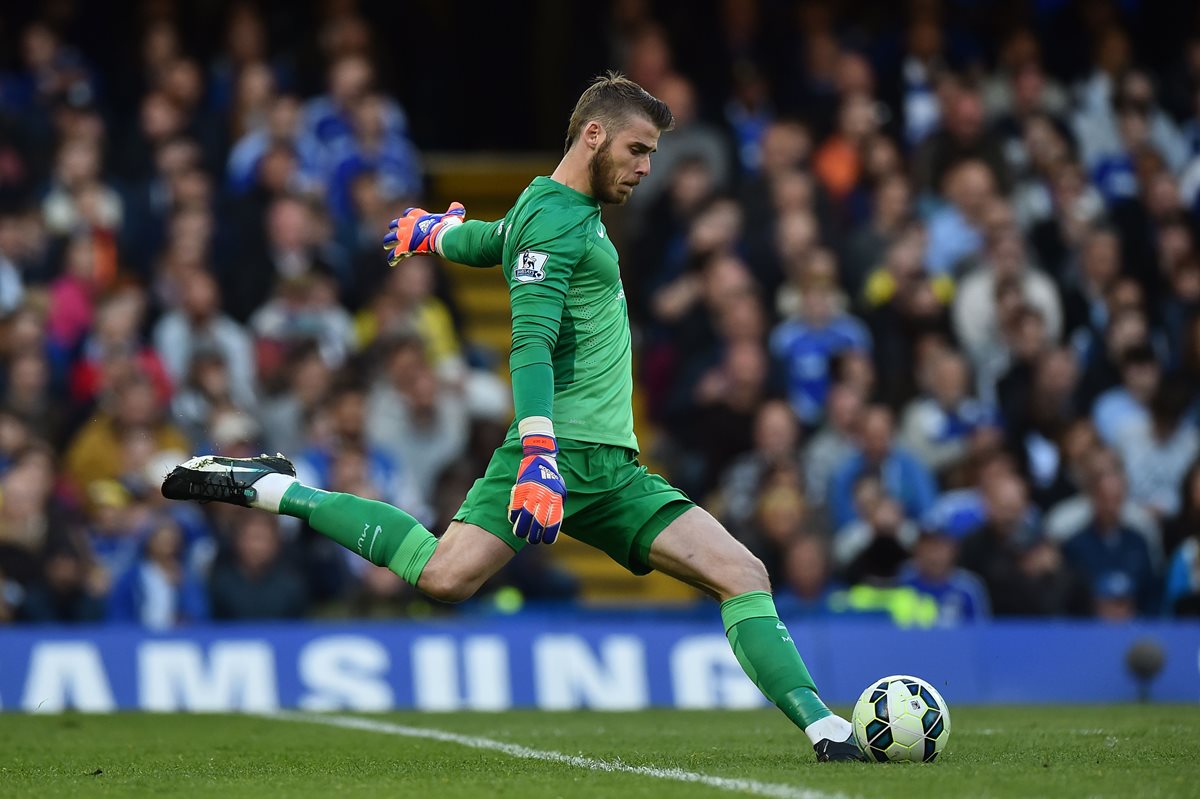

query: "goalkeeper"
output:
162 72 862 762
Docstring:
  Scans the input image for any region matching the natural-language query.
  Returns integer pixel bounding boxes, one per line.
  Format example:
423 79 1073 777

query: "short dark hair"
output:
564 71 674 153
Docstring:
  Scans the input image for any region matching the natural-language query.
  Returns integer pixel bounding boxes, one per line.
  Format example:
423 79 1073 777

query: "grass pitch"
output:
1 706 1196 798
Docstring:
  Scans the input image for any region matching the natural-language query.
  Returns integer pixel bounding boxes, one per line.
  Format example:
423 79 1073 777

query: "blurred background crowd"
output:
2 0 1200 629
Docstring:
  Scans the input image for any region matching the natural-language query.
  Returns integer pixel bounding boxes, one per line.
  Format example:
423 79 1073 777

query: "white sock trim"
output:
249 473 299 513
803 714 853 745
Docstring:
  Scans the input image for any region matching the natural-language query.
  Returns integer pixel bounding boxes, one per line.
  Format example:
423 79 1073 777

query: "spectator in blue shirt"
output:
324 93 422 224
1091 343 1159 445
1062 464 1159 616
922 159 994 277
900 347 1002 480
897 523 991 626
770 277 871 426
106 517 209 629
828 404 938 529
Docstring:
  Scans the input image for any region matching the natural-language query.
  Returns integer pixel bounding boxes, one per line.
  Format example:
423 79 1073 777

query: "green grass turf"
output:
1 706 1197 798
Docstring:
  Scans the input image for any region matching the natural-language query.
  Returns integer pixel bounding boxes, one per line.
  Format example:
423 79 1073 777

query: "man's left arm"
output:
439 218 505 268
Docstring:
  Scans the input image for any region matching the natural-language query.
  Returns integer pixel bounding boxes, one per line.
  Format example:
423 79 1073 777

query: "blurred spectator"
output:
774 534 838 617
959 472 1089 616
3 349 63 445
675 337 776 500
828 405 937 529
153 268 258 411
259 341 334 457
1164 492 1200 616
366 336 469 499
295 380 426 522
47 235 115 354
1074 65 1188 182
324 93 421 224
896 524 991 625
922 159 995 277
250 268 355 371
1043 446 1162 552
0 445 63 595
952 215 1063 365
209 512 307 620
812 92 880 209
892 16 945 147
724 61 774 175
106 516 208 629
226 94 317 196
803 381 863 515
717 399 804 542
42 138 123 238
70 288 172 410
1114 376 1199 520
911 80 1010 196
746 468 810 583
899 348 1001 480
1164 460 1200 560
226 194 337 322
63 370 189 499
770 267 870 426
862 223 955 408
833 478 918 577
355 257 464 380
840 173 912 299
1090 343 1158 445
1007 346 1084 491
19 538 106 623
1061 464 1159 615
1060 225 1121 352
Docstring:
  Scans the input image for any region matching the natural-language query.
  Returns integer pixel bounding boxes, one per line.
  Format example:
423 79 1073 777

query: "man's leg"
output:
162 456 513 603
647 506 861 760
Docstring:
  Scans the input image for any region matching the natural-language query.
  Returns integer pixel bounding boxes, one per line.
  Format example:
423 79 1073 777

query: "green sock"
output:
279 485 437 585
721 590 832 730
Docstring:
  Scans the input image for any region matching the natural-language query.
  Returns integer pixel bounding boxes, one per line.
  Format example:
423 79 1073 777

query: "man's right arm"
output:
503 208 586 545
438 219 505 269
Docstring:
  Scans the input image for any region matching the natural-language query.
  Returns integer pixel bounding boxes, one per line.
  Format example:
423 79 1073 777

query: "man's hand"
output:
508 433 566 544
382 202 465 266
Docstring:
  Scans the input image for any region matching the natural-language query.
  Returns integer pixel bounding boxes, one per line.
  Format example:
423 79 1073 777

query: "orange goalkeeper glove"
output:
508 432 566 545
382 202 465 266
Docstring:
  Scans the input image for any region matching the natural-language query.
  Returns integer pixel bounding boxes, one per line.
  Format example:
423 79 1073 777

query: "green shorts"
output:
453 438 695 574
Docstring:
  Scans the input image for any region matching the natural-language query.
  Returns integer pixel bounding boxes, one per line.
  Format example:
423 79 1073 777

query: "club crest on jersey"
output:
514 250 548 283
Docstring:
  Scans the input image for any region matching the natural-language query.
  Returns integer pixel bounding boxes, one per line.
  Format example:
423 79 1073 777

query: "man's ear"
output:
583 120 606 151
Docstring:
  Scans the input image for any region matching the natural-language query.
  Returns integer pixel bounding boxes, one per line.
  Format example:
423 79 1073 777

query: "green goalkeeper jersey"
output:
439 176 637 451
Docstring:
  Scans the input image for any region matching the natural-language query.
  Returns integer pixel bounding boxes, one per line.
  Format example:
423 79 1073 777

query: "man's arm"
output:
503 209 587 545
438 219 505 269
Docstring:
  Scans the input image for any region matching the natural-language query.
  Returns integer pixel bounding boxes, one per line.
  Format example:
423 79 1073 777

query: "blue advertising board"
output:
0 616 1197 712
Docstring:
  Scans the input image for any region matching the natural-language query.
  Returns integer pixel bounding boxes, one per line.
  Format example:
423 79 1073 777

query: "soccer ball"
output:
851 675 950 763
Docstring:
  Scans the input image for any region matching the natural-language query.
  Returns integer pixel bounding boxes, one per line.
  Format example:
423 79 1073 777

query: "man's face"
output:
589 115 660 204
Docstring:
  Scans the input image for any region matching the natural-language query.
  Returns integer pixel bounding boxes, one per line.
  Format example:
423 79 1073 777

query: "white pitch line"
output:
270 711 858 799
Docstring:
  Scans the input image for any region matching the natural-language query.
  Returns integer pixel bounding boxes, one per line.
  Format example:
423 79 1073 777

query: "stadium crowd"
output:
2 0 1200 628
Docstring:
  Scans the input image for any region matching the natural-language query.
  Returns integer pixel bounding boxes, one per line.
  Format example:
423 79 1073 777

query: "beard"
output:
587 139 626 204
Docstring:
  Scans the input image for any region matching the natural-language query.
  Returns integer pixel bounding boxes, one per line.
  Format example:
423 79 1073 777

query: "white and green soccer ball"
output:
851 674 951 763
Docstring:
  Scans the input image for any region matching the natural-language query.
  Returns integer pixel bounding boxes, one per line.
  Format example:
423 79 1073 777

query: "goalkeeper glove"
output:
382 202 465 266
508 430 566 545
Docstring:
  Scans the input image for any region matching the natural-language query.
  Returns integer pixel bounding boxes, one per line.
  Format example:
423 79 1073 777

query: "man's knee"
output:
716 552 771 600
724 551 772 595
415 559 481 604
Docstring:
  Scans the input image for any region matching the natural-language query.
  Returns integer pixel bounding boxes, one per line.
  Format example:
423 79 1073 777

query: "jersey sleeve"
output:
437 218 505 268
505 206 588 424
